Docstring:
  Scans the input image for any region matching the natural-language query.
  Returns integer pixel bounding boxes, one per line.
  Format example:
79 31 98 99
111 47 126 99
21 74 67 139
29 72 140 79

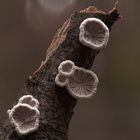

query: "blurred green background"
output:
0 0 140 139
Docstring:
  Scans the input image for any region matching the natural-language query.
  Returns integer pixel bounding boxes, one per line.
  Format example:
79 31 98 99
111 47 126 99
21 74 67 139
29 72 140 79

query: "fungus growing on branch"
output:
1 2 120 140
55 60 99 98
79 17 109 50
7 103 40 135
66 67 99 99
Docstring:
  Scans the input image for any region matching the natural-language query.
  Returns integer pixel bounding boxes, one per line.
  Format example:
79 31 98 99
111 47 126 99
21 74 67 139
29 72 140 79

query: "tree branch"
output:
0 2 120 140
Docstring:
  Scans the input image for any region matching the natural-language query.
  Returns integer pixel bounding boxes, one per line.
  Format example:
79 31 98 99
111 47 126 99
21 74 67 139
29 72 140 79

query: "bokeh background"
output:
0 0 140 139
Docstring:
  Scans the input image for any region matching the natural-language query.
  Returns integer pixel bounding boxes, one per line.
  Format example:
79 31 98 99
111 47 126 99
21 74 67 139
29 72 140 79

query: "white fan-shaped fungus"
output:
58 60 75 77
55 73 68 87
18 95 39 108
55 60 99 98
79 17 109 50
66 67 99 98
7 103 40 135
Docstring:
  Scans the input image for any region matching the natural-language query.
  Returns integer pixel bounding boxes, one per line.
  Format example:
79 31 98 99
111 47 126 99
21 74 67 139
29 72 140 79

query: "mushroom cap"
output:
55 73 68 87
8 103 40 135
58 60 75 77
18 95 39 108
16 118 39 135
79 17 109 50
66 67 99 98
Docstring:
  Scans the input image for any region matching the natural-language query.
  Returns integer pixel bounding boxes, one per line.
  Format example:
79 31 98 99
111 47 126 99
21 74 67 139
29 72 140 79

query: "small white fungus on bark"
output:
66 67 99 98
79 17 109 50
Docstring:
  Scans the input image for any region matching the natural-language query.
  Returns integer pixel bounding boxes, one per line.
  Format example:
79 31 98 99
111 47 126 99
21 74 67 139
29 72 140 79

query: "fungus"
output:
7 103 40 135
79 17 109 50
55 60 99 98
18 95 39 108
66 67 99 98
55 73 68 87
58 60 75 77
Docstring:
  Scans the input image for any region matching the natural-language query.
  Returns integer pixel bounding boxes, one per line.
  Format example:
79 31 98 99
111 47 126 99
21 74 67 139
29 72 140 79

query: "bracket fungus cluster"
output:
55 18 110 98
7 95 40 135
55 60 99 99
79 17 109 50
55 60 75 87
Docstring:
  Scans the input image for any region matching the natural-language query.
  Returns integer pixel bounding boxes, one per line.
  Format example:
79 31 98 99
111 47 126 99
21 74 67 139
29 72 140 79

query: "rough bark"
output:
0 2 120 140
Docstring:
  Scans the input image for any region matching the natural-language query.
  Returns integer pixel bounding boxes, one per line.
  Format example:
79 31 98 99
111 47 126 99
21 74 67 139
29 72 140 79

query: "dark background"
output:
0 0 140 139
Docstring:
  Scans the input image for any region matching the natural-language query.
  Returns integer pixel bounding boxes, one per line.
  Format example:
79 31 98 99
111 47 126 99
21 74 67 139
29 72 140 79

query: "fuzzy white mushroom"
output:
58 60 75 77
79 17 109 50
66 67 99 99
7 103 40 135
18 95 39 108
55 73 68 87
